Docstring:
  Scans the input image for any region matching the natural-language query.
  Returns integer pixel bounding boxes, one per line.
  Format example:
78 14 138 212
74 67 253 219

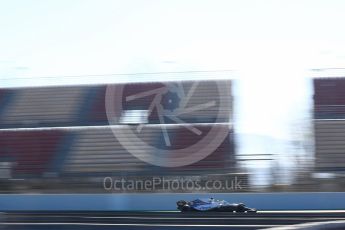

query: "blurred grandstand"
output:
312 77 345 190
0 79 248 193
1 77 345 193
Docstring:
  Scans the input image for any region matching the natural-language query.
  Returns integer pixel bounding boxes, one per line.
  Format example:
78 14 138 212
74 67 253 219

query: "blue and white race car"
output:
177 198 257 213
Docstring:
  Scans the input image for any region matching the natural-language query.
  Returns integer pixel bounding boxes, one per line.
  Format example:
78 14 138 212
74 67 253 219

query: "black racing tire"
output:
236 210 245 213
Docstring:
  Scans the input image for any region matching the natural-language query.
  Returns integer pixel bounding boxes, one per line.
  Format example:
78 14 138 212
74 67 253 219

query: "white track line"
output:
6 215 345 221
0 222 279 228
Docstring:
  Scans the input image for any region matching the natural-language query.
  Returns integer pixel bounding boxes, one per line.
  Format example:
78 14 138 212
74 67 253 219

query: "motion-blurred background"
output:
0 74 344 193
1 0 345 196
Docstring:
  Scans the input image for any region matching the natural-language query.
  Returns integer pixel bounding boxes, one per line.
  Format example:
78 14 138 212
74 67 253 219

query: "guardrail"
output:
1 192 345 211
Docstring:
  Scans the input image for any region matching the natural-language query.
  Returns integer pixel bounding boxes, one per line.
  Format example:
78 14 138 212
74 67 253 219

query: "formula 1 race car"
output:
177 198 257 213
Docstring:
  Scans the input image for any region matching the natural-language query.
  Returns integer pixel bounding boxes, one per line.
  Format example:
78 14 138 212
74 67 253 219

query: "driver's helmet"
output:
176 200 187 208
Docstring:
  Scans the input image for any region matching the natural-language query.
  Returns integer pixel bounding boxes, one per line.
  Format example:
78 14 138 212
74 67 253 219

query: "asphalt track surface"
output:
1 211 345 230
